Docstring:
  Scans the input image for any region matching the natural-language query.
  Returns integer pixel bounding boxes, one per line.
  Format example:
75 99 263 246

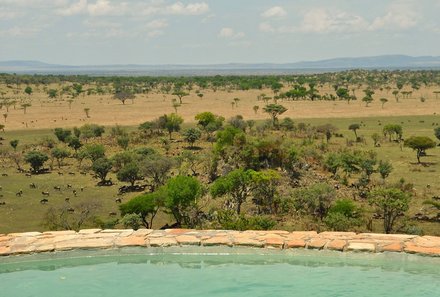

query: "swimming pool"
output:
1 247 439 297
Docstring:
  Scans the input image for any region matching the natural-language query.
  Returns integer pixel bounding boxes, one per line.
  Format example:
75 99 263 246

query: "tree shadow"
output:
184 146 203 151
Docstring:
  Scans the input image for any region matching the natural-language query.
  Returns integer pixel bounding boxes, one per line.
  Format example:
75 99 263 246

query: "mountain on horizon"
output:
1 55 440 75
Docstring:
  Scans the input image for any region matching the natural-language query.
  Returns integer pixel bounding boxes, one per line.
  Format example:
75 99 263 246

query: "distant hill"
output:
1 55 440 76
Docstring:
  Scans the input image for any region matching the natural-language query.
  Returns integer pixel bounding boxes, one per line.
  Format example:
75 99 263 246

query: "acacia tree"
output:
183 128 202 148
348 123 360 139
434 127 440 143
404 136 436 163
139 155 174 191
25 151 49 173
380 98 388 108
163 113 184 139
165 175 202 226
172 90 189 104
117 162 142 186
195 112 224 138
263 104 287 127
119 190 165 228
91 157 113 184
51 147 70 168
114 90 135 105
210 169 252 215
369 188 410 234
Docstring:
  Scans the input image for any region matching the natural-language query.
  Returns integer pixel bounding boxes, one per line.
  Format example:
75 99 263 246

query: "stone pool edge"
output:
1 229 439 257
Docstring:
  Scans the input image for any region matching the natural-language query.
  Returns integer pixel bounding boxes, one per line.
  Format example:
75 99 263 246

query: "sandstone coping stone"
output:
411 236 440 247
149 237 178 247
326 240 347 251
175 235 201 246
347 242 376 252
55 238 114 250
9 232 42 237
42 231 76 236
202 236 232 247
264 237 285 248
307 238 329 249
1 229 440 257
132 229 154 236
101 229 134 235
233 237 265 247
320 232 356 239
78 229 102 234
404 242 440 256
356 233 417 241
285 239 306 249
0 246 12 256
114 236 148 247
379 242 403 253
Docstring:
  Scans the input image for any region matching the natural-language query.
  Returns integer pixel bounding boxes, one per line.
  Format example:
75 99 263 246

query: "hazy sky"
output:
1 0 439 65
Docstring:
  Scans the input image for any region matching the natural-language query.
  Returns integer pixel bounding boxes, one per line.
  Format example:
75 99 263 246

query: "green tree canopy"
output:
404 136 436 163
91 157 113 183
211 169 252 214
263 104 288 126
25 151 49 173
164 175 202 226
369 188 410 234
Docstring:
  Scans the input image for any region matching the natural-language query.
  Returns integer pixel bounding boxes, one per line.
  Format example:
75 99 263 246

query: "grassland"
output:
0 113 439 234
0 76 439 234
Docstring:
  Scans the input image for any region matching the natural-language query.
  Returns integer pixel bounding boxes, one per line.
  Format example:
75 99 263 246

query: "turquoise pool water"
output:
0 247 439 297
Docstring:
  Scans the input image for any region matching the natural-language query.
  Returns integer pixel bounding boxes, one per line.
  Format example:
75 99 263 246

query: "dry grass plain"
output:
1 83 440 234
1 85 440 130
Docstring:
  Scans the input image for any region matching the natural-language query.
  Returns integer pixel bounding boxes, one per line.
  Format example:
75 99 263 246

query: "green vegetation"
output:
0 71 439 235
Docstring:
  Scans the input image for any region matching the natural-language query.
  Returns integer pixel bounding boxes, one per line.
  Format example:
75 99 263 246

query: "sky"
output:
0 0 440 65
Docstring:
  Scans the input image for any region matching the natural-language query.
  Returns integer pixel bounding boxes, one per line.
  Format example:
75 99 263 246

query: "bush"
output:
120 213 142 230
324 199 363 231
216 210 276 231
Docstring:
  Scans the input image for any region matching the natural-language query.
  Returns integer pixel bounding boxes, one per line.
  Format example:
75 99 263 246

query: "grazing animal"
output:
68 172 75 176
73 190 77 196
40 199 49 204
57 172 64 176
115 198 122 203
65 197 70 202
42 191 50 196
67 184 72 188
109 212 117 216
0 201 5 205
80 172 87 176
29 183 37 189
80 187 84 192
67 207 75 213
25 173 32 178
16 190 23 197
1 173 8 177
54 186 61 191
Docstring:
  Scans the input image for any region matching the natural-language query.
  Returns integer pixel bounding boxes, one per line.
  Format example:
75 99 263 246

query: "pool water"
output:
0 247 439 297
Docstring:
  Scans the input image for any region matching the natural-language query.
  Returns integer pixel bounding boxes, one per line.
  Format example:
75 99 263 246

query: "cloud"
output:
87 0 127 16
218 27 245 39
57 0 87 16
369 1 418 30
261 4 420 35
144 19 168 37
0 26 40 37
165 2 209 15
259 22 275 33
0 10 22 20
56 0 209 17
145 19 168 30
299 9 369 33
261 6 287 19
